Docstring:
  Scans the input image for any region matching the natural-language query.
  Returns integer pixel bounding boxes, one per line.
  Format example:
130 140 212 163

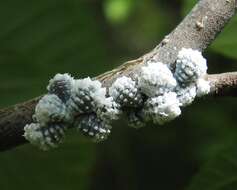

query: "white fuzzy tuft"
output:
175 48 207 84
77 78 107 107
138 61 177 97
24 123 43 147
49 73 74 83
47 73 74 92
34 94 66 125
75 114 111 142
143 92 181 125
68 77 120 121
73 77 106 109
47 73 74 102
24 123 67 150
96 97 121 122
24 123 53 151
109 76 143 107
196 78 210 97
176 85 197 107
109 76 135 98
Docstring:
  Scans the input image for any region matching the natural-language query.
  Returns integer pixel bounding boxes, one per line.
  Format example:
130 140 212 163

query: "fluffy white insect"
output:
24 123 46 150
67 77 120 122
74 114 111 142
196 78 210 97
138 61 177 97
96 97 121 122
24 123 66 151
174 48 207 84
34 94 67 125
67 77 107 114
109 76 143 108
47 73 74 102
143 92 181 125
176 85 197 107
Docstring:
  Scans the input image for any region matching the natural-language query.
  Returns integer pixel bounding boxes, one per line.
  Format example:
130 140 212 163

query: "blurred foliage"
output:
0 0 236 190
211 16 237 59
187 140 237 190
103 0 135 24
105 0 178 55
0 0 111 107
0 131 96 190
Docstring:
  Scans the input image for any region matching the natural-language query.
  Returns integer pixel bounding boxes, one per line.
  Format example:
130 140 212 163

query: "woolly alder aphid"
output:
142 92 181 125
174 48 207 85
138 61 177 97
109 76 144 108
74 114 111 142
24 123 67 150
34 94 67 125
24 48 211 150
47 73 74 103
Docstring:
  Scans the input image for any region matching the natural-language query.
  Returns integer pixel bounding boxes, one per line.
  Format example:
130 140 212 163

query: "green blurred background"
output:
0 0 237 189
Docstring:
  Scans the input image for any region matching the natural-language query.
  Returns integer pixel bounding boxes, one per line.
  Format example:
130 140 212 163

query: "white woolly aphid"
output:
75 114 111 142
24 123 44 149
96 96 121 122
174 48 207 84
24 122 67 151
34 94 67 125
76 77 106 105
68 77 120 122
196 78 210 97
176 85 197 107
47 73 74 102
143 92 181 125
109 76 143 107
24 123 57 151
138 61 177 97
68 77 107 114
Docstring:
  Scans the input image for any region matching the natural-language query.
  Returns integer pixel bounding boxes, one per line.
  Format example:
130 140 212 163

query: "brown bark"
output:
207 72 237 96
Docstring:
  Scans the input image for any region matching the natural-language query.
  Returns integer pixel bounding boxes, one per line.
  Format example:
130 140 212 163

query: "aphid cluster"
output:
109 76 143 108
24 74 74 150
24 75 119 150
24 48 210 150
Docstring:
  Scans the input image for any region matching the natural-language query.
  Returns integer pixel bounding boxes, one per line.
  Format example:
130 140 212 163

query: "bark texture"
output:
207 72 237 96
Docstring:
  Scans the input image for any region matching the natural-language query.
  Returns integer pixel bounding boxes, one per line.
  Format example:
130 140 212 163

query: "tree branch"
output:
207 72 237 96
0 0 236 151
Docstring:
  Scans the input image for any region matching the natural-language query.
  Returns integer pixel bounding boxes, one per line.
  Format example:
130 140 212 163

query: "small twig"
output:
207 72 237 96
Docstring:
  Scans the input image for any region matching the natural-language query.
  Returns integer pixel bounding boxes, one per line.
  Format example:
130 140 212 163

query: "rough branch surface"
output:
0 0 237 151
207 72 237 96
